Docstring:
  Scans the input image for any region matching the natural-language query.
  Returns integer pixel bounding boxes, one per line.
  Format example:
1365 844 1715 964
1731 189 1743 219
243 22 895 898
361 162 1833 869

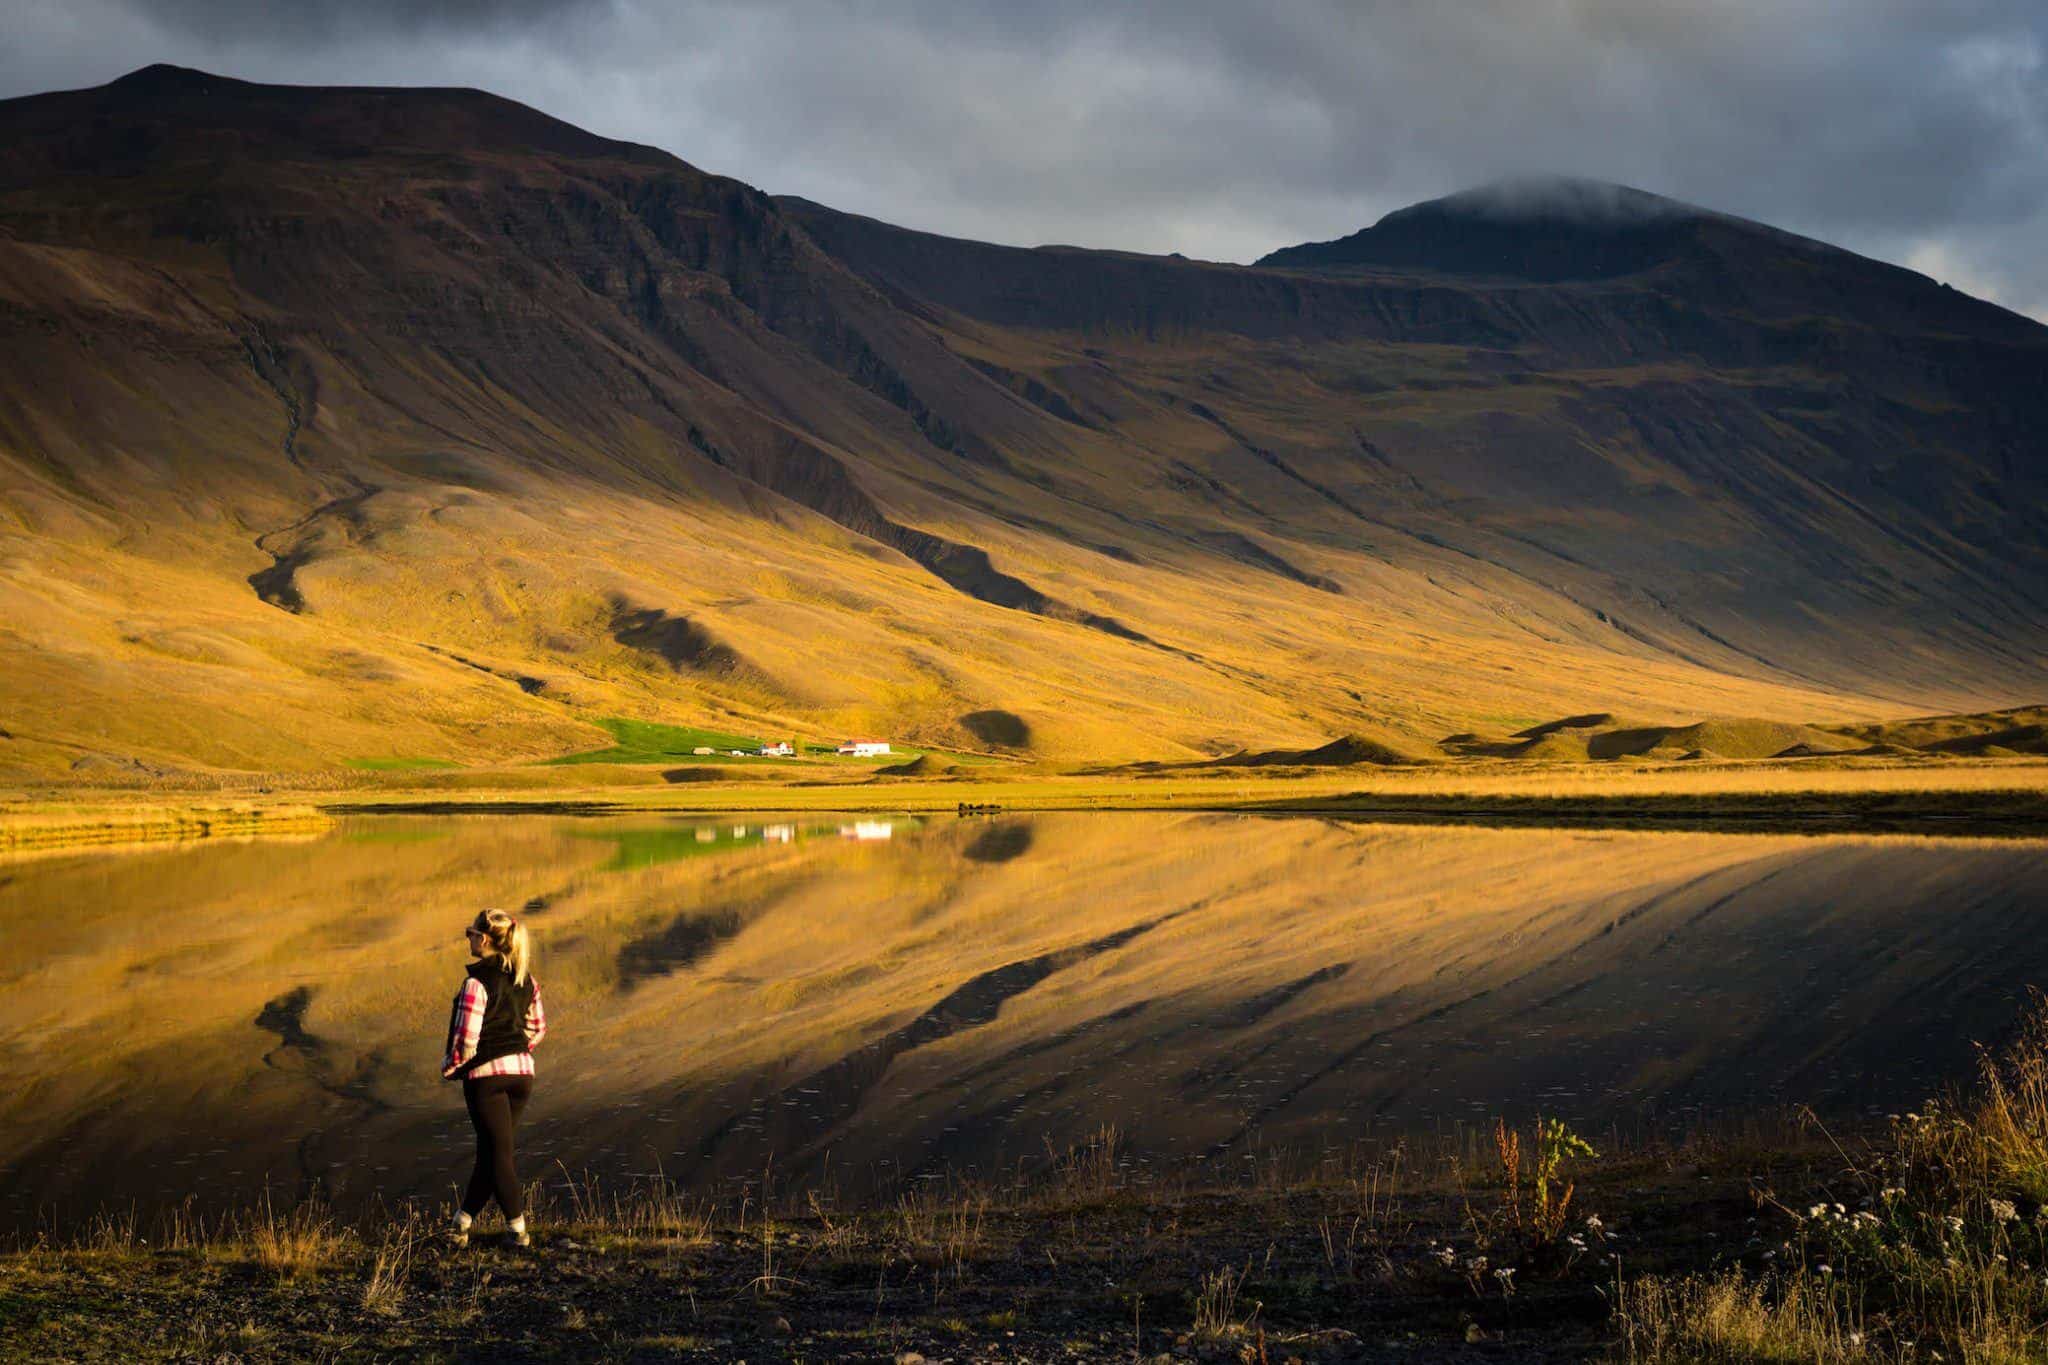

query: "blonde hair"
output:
472 907 533 987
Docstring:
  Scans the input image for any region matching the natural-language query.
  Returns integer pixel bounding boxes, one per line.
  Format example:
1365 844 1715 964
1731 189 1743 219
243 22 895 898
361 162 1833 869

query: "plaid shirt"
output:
442 975 547 1080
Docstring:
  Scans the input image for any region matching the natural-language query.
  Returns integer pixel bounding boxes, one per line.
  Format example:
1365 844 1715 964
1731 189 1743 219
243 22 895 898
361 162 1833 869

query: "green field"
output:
541 718 769 766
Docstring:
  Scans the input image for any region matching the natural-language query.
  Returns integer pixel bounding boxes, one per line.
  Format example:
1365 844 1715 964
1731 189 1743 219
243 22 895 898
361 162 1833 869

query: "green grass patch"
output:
544 718 768 766
344 757 461 771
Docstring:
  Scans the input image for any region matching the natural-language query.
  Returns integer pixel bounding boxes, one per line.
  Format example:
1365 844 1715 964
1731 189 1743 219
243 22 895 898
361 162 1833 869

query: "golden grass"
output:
1615 995 2048 1363
1612 1271 1867 1362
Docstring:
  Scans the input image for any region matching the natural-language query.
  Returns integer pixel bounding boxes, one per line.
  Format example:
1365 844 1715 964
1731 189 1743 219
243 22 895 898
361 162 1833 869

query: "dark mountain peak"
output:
105 63 237 94
1257 176 1752 281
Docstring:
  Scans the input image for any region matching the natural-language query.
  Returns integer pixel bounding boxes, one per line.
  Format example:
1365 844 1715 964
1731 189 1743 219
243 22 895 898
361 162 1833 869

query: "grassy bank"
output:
2 760 2045 851
0 801 332 855
310 761 2048 837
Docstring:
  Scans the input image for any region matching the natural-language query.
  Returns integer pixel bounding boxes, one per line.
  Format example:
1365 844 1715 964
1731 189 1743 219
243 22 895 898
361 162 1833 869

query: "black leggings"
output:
461 1074 534 1219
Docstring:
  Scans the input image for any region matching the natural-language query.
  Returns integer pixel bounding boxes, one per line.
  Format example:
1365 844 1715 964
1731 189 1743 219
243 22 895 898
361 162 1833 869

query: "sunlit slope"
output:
1 68 2043 775
3 814 2045 1220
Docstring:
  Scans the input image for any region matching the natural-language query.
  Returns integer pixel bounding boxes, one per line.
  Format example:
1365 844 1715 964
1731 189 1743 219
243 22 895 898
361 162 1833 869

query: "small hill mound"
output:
1459 713 1864 762
1666 720 1855 760
1220 729 1428 767
1924 723 2048 757
873 754 969 778
1299 733 1428 766
1516 732 1593 762
1827 706 2048 754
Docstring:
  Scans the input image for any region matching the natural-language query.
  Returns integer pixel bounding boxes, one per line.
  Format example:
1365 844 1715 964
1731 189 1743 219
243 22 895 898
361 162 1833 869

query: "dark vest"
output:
459 959 536 1075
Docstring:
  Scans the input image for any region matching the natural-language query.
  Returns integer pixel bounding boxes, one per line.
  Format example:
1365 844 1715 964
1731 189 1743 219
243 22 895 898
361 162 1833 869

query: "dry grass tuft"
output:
239 1194 348 1279
1612 1271 1865 1362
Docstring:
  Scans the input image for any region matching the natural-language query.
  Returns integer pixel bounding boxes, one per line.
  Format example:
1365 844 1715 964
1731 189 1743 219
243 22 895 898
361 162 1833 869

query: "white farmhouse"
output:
836 740 892 757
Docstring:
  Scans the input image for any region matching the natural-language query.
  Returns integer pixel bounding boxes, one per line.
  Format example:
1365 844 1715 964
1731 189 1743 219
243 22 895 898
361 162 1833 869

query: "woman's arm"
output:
524 982 547 1050
442 977 487 1078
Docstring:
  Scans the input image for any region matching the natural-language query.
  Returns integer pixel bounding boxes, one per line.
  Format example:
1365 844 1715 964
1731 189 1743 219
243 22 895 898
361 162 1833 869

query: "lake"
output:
3 812 2045 1234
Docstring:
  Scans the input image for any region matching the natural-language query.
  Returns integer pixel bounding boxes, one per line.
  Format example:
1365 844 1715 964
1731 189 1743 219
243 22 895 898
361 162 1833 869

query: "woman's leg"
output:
460 1079 496 1217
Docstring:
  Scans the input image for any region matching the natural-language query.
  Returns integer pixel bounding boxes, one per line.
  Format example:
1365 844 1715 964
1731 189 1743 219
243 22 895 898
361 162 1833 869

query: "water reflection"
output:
2 813 2045 1230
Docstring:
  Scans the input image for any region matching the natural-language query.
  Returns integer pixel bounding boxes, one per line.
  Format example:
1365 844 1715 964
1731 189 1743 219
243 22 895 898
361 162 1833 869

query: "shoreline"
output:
1 766 2045 852
0 801 333 856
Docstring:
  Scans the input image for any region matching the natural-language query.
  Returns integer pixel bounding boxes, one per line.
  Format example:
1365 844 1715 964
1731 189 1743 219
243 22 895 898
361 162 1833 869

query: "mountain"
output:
0 68 2042 777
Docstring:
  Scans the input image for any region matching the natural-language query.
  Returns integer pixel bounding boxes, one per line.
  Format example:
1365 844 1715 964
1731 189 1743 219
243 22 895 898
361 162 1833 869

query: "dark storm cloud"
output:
4 0 2045 319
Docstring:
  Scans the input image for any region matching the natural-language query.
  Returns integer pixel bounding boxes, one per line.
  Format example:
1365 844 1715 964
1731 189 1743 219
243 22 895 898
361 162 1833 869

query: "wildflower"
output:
1991 1199 2019 1223
1849 1331 1864 1348
1833 1203 1846 1217
1433 1244 1457 1268
1808 1204 1829 1219
1880 1187 1906 1201
1584 1214 1604 1233
1493 1267 1515 1285
1763 1250 1777 1262
1818 1264 1833 1276
1464 1255 1488 1274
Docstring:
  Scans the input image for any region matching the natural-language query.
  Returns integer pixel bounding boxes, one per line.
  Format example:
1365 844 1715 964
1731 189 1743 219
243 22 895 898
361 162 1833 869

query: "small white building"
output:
837 740 892 757
756 741 795 757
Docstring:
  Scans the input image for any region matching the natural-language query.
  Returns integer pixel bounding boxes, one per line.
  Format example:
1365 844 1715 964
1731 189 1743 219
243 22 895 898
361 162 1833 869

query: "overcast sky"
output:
6 0 2045 320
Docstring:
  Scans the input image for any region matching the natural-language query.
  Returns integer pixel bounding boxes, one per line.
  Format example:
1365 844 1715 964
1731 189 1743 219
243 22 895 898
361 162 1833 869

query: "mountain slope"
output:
0 70 2041 777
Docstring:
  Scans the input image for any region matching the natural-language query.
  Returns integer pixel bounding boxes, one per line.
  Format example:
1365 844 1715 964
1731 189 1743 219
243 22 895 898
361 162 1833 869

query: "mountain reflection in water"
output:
3 813 2045 1230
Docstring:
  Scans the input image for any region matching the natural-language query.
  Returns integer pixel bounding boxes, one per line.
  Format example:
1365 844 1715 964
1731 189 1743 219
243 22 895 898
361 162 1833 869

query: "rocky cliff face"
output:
0 68 2041 773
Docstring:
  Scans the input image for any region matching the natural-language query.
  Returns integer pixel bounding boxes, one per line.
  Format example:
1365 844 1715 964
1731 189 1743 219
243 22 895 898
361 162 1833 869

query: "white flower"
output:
1808 1204 1830 1219
1833 1203 1846 1217
1433 1244 1457 1268
1944 1215 1966 1234
1818 1264 1833 1276
1584 1214 1605 1232
1991 1199 2019 1223
1464 1255 1488 1274
1880 1187 1906 1201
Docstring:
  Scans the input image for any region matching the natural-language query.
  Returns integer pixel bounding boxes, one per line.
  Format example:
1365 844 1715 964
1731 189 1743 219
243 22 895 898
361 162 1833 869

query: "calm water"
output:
3 812 2046 1231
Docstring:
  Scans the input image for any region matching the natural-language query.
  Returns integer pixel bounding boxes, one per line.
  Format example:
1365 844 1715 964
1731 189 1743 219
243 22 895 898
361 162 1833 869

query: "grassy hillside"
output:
0 68 2043 779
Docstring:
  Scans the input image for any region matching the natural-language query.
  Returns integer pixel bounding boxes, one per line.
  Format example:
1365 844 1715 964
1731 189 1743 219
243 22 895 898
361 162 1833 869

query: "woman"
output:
442 907 547 1247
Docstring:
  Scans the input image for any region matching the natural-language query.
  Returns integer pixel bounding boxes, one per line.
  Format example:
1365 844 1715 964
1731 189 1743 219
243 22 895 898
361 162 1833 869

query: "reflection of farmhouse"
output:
837 740 891 757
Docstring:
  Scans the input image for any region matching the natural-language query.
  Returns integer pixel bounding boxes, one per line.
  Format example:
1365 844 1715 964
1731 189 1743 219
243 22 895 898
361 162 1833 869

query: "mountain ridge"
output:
0 68 2042 776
